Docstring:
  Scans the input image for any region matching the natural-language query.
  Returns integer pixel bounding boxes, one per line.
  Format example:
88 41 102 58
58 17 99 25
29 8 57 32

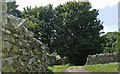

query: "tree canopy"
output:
21 4 55 53
102 32 118 53
21 1 104 65
7 2 21 17
53 1 104 65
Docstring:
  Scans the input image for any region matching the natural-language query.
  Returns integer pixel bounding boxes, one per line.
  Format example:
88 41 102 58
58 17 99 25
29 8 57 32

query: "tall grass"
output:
83 62 120 72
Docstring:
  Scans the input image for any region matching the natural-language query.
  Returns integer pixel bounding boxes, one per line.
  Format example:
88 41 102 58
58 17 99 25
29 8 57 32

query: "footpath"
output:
63 66 89 72
62 66 119 74
62 66 91 74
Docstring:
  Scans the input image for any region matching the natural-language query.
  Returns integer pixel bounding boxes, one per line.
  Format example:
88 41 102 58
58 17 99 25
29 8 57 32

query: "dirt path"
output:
63 66 119 74
63 66 90 72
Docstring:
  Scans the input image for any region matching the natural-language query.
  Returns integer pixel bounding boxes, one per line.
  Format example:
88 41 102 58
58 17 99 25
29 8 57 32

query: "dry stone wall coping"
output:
86 52 120 65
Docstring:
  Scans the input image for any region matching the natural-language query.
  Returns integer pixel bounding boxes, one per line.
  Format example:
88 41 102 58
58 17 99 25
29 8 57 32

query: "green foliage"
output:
21 5 55 53
21 1 104 65
83 62 119 72
53 1 104 65
7 2 21 17
102 32 118 53
115 32 120 52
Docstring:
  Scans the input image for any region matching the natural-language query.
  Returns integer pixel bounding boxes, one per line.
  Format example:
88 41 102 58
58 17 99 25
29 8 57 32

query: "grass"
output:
48 62 120 73
48 64 73 73
83 62 120 72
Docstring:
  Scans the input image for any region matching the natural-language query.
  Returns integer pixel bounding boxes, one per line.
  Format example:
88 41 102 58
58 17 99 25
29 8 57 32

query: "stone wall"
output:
48 55 68 65
1 15 49 72
48 55 56 65
55 58 68 65
86 53 120 65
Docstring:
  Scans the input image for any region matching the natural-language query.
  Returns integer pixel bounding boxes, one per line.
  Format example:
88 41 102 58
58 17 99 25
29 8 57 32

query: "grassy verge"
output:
83 62 120 72
48 64 72 73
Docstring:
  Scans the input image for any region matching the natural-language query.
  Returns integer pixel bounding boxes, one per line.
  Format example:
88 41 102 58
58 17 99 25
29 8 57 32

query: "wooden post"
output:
62 59 65 65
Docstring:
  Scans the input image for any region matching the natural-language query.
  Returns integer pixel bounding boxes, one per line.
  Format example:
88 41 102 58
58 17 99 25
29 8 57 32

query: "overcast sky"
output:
15 0 119 33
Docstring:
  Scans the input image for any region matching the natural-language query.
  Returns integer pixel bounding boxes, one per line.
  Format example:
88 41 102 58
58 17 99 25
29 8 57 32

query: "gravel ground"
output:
63 66 90 72
62 66 119 74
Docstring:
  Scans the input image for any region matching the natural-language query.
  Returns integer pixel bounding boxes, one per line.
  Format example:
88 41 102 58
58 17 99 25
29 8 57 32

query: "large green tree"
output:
21 5 55 53
53 1 104 65
21 1 105 65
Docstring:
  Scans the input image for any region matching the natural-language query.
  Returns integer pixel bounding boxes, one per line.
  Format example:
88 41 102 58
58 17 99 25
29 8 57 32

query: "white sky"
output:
16 0 119 11
90 0 118 9
104 25 118 33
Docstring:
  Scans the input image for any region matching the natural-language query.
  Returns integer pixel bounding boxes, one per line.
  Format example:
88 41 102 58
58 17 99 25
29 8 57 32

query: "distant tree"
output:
102 32 118 53
7 2 21 17
53 1 104 65
115 32 120 53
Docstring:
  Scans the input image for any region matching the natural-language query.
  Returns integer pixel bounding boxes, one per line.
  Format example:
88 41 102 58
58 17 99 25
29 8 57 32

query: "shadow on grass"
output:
48 64 74 74
48 65 54 67
47 68 54 74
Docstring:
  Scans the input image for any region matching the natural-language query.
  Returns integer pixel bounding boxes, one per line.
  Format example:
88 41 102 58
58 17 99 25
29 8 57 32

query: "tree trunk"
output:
67 54 87 65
